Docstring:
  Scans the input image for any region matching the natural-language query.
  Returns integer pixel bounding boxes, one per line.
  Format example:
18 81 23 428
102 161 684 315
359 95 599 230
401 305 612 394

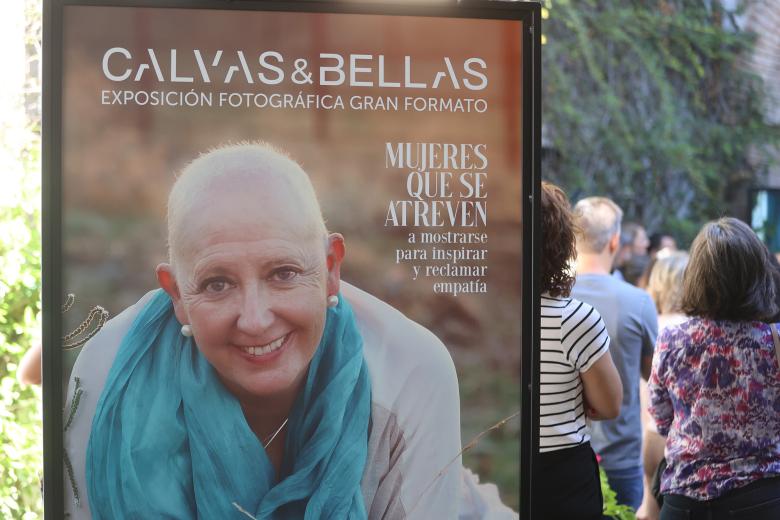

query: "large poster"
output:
46 2 538 518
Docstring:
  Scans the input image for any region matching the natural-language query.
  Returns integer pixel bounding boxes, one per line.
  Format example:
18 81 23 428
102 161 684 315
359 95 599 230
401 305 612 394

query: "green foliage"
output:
542 0 780 245
0 131 43 517
0 1 43 514
600 467 636 519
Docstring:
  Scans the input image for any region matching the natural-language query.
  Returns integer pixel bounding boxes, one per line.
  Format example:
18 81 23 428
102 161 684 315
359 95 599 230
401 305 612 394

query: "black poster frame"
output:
42 1 541 517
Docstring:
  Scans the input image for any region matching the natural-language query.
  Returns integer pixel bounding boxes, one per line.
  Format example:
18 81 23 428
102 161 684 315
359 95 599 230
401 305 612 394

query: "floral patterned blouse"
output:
648 318 780 500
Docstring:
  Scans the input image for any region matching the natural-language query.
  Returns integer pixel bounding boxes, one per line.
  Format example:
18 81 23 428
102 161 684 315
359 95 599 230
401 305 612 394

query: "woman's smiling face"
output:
180 232 329 402
158 165 342 404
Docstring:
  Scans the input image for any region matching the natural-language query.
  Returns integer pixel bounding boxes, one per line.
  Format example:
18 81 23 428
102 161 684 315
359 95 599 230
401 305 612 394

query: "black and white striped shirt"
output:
539 294 611 453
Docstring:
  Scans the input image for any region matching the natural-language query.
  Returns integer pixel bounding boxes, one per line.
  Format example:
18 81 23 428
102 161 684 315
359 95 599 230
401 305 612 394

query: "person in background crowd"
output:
613 222 650 280
636 251 689 520
536 182 623 520
645 252 689 333
17 342 41 386
622 254 652 288
647 233 677 259
572 197 659 512
649 218 780 519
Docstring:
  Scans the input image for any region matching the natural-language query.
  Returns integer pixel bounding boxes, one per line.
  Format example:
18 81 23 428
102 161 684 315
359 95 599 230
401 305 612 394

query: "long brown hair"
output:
541 181 577 297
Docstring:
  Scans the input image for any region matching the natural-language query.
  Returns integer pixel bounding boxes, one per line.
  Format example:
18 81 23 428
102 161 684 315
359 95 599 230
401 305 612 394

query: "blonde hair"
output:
647 251 689 315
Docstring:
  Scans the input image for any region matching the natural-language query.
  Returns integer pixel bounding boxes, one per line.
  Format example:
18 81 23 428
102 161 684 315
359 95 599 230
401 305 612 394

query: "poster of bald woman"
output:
43 1 540 518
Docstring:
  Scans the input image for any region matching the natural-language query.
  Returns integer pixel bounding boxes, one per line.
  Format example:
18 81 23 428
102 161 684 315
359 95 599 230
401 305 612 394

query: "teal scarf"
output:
86 290 371 519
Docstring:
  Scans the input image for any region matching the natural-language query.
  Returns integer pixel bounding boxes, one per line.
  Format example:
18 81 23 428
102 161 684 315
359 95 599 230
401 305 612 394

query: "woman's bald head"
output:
167 143 328 267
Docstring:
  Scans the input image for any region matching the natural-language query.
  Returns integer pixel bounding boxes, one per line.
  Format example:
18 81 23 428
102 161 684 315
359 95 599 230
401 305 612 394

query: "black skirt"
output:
534 442 603 520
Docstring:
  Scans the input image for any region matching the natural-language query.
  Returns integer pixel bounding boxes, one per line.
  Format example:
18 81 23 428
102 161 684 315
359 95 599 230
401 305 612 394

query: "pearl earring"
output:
181 324 193 337
327 295 339 308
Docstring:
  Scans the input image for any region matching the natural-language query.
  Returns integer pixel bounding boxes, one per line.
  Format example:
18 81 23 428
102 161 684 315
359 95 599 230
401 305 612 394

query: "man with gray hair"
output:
570 197 658 512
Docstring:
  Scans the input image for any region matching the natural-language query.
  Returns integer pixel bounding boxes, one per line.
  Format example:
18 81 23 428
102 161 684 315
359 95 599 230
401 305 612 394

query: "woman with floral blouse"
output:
648 217 780 519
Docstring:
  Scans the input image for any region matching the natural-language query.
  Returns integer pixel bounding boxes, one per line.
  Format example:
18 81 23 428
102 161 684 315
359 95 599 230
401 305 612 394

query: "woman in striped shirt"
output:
536 182 623 520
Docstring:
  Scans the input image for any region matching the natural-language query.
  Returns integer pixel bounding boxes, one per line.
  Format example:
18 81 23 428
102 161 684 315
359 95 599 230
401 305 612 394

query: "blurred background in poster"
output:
61 6 524 508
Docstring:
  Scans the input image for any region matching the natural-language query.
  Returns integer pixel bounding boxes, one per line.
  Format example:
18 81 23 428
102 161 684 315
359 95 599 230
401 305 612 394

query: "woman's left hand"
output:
636 491 660 520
